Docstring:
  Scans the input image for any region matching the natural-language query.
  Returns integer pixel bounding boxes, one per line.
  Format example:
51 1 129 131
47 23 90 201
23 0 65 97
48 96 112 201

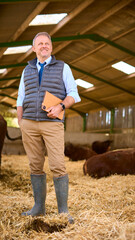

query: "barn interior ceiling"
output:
0 0 135 117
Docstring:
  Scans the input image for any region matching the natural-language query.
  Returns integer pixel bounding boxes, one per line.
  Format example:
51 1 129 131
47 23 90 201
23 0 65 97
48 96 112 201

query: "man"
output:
17 32 81 223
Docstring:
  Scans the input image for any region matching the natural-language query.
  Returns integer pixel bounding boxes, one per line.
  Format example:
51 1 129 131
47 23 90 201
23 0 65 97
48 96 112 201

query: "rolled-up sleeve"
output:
63 63 81 103
16 70 25 107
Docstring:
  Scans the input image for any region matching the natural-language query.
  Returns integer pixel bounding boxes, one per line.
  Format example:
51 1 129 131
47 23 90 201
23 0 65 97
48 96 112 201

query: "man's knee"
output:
29 162 45 175
50 167 67 178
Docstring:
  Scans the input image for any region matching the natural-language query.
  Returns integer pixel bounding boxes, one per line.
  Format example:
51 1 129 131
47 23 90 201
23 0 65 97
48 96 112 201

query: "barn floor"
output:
0 155 135 240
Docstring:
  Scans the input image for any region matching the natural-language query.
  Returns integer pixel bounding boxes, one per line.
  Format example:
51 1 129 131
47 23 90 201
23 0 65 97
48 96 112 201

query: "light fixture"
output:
76 79 94 89
29 13 67 26
4 45 32 55
112 61 135 74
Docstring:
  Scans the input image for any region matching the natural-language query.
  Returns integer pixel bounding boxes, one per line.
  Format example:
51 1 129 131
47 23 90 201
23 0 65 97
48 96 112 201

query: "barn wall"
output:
65 115 83 132
65 132 109 146
2 104 135 156
65 132 135 149
65 105 135 149
3 127 109 155
110 133 135 149
3 128 135 155
66 105 135 132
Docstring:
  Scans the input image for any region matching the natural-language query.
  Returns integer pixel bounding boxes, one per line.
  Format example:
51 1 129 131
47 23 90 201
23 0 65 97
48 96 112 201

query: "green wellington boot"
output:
53 174 74 224
22 173 46 216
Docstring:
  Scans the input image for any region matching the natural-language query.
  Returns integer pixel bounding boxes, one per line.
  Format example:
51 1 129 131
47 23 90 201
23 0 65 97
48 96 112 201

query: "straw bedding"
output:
0 155 135 240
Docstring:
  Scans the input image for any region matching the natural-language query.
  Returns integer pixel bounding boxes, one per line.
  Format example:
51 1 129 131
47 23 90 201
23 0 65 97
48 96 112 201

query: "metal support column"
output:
110 108 115 133
83 113 87 132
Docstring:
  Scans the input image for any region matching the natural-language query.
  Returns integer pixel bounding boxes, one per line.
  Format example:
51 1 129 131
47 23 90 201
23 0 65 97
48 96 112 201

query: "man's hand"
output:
46 96 75 119
46 104 62 119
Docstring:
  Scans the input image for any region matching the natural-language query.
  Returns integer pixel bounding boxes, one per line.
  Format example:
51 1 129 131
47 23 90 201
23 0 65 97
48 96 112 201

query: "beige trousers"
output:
20 119 66 177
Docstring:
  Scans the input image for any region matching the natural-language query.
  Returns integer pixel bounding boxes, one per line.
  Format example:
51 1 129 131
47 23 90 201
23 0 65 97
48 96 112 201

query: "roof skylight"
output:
112 61 135 74
4 45 32 55
29 13 67 26
76 79 94 89
0 68 7 74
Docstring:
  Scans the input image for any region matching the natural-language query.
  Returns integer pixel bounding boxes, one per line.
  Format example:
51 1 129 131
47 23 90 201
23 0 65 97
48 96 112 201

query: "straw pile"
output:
0 155 135 240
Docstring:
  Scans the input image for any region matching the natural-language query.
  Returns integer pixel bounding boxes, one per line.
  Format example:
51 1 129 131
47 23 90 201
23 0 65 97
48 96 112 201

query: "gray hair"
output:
32 32 52 46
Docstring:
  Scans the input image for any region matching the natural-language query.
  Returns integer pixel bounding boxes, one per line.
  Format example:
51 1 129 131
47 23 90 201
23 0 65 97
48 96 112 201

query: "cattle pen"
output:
0 154 135 240
0 0 135 239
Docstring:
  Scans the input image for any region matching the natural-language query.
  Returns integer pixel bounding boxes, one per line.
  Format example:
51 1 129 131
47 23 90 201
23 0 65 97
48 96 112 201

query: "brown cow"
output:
91 140 112 154
0 114 22 170
0 115 7 169
65 142 97 161
83 149 135 178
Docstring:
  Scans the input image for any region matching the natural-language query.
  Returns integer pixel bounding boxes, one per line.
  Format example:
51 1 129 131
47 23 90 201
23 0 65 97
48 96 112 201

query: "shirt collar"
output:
37 56 52 66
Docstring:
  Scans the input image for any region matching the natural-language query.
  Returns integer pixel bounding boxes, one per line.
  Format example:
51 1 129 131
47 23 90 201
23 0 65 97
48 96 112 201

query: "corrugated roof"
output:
0 0 135 117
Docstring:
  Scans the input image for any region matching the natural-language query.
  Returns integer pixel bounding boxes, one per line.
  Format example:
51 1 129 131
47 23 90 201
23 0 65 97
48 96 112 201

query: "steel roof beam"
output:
0 61 135 97
0 34 135 57
79 93 111 110
0 63 27 69
0 93 17 100
0 86 18 90
70 65 135 97
70 107 86 117
0 2 49 58
0 76 21 82
0 102 15 108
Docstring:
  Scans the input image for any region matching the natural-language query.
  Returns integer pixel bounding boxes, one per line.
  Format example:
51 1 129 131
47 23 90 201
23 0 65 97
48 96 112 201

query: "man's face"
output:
32 35 52 62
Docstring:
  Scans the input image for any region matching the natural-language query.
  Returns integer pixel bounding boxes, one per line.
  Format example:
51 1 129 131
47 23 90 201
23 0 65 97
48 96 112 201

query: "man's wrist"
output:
59 102 65 110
